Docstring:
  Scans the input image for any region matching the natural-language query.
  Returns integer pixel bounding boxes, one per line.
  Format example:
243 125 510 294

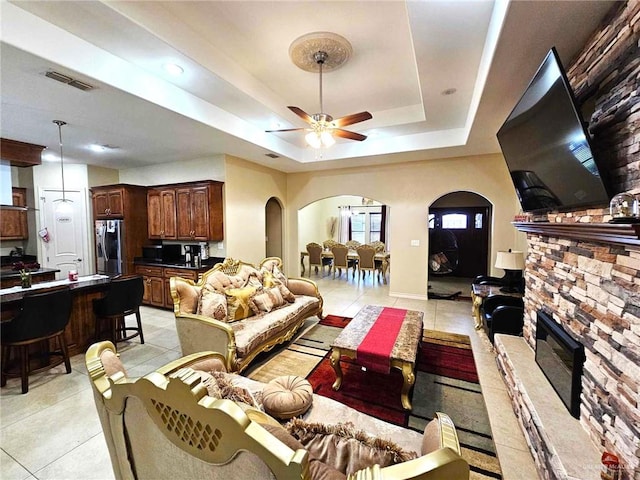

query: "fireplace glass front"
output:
535 311 585 418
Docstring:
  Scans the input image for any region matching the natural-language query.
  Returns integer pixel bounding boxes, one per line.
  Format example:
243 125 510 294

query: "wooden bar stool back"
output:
93 275 145 345
1 286 73 394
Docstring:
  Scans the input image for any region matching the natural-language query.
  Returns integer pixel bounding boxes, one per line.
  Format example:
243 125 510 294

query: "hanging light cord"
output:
53 120 67 202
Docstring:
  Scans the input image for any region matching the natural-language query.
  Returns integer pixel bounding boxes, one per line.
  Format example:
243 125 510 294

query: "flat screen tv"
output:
497 47 610 214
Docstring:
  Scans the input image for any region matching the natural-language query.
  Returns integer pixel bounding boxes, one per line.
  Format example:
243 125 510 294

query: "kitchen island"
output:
0 267 60 289
1 275 112 358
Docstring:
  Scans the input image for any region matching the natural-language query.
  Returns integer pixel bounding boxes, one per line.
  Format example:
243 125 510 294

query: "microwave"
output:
142 245 163 261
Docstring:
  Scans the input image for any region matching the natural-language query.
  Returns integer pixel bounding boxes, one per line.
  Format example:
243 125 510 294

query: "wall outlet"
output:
217 242 224 249
410 240 420 246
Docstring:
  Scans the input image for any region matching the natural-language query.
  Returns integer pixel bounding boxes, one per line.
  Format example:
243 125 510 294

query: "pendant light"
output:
52 120 73 214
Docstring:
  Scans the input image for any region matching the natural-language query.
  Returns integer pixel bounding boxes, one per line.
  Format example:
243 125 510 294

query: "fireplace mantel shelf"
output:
513 222 640 247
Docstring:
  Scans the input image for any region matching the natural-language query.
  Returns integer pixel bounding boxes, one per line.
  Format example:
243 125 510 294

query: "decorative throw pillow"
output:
248 287 286 314
262 271 280 288
200 371 262 409
225 286 258 322
277 283 296 303
261 375 313 420
262 424 347 480
284 419 417 476
197 284 228 322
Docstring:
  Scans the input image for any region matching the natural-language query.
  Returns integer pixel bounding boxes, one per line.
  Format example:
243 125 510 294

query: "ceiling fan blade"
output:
333 129 368 141
332 111 373 128
265 127 306 133
288 106 314 124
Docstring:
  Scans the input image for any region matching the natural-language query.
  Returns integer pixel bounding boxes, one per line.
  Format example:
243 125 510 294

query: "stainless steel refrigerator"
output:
95 219 125 276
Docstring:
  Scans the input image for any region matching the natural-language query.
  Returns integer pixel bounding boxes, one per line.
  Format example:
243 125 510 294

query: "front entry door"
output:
429 207 490 278
39 188 89 279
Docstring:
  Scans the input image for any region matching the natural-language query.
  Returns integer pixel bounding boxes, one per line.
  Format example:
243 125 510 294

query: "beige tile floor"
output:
0 272 539 479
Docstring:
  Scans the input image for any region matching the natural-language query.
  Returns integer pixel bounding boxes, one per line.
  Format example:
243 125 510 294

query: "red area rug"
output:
307 321 479 425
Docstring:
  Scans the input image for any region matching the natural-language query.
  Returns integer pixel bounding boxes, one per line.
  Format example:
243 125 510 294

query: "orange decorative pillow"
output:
225 286 257 322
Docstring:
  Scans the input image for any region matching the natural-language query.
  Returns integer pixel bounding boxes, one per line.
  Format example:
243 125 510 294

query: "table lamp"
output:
495 250 525 293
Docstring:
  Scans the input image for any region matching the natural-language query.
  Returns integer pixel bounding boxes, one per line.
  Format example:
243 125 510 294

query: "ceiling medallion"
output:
289 32 353 73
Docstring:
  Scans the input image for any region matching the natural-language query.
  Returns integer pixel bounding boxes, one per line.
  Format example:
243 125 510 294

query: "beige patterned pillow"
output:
249 286 286 314
197 284 227 321
278 283 296 303
285 419 417 476
225 286 257 321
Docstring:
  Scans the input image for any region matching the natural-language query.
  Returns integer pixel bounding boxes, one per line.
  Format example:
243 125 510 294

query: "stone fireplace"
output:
535 310 585 419
493 3 639 478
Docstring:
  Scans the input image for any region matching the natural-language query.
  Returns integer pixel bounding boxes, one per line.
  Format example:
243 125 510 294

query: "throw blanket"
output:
356 307 407 374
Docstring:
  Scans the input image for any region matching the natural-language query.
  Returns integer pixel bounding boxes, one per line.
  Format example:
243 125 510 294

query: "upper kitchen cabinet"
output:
0 188 28 240
92 186 125 218
147 188 177 240
150 181 223 241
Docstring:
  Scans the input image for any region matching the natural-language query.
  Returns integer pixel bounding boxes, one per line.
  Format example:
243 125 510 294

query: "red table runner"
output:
356 307 407 373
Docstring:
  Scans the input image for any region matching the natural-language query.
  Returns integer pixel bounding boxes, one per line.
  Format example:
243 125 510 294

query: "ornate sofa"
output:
170 257 323 373
86 341 470 480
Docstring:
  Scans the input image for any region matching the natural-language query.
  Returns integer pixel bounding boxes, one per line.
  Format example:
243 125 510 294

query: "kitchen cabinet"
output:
147 189 177 239
134 265 165 307
135 264 200 309
92 187 124 218
0 188 28 240
90 184 148 275
149 181 223 241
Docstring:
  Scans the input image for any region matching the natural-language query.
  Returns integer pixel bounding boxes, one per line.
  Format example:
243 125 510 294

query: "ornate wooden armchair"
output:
87 341 470 480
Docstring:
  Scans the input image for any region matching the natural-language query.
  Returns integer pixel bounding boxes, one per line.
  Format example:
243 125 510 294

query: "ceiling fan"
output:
266 50 372 148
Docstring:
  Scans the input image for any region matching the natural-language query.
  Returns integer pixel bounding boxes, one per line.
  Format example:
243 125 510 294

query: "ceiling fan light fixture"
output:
320 130 335 147
305 131 322 149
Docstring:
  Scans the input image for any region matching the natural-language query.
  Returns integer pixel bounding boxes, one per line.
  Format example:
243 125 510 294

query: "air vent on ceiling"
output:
265 153 280 158
45 70 94 91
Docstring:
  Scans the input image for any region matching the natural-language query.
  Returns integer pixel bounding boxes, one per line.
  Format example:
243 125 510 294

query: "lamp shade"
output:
495 250 525 271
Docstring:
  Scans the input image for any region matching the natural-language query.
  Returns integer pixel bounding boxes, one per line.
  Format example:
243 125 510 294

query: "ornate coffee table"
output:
329 305 424 410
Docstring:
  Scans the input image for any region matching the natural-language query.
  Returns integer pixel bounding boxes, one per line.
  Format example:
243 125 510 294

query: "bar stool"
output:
93 275 145 345
1 286 73 394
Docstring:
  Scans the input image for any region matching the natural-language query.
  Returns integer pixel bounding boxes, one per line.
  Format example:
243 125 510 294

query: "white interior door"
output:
39 188 89 280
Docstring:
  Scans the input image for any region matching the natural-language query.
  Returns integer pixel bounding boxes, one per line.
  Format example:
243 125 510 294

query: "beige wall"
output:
286 153 523 298
87 165 119 187
224 156 287 266
119 156 225 186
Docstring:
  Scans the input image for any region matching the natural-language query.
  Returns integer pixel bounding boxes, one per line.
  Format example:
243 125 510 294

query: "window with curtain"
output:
350 212 366 243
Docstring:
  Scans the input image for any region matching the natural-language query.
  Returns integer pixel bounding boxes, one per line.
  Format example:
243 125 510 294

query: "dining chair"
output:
305 242 331 276
345 240 361 250
370 241 386 253
330 243 352 278
322 239 338 250
1 286 73 394
93 275 145 345
356 245 379 281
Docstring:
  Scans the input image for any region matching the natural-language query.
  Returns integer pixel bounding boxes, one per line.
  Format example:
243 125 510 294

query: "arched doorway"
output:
265 197 283 259
428 191 492 280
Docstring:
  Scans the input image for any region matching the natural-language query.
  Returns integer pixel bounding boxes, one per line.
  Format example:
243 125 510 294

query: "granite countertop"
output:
0 274 111 304
0 267 60 279
133 257 224 270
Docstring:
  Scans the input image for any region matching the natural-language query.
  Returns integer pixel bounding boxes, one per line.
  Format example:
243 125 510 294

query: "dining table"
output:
300 250 390 284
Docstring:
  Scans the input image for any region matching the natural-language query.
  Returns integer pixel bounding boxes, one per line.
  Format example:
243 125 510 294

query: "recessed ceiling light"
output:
89 144 106 152
163 63 184 76
441 88 457 96
42 152 58 162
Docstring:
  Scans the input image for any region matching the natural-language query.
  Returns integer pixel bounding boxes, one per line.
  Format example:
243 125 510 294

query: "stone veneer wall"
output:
523 233 639 480
566 1 639 197
517 3 640 479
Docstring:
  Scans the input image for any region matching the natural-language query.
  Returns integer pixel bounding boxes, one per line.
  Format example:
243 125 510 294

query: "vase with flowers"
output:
20 269 32 288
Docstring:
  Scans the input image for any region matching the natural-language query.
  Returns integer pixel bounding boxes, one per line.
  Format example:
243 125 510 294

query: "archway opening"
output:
265 197 283 259
427 191 492 298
